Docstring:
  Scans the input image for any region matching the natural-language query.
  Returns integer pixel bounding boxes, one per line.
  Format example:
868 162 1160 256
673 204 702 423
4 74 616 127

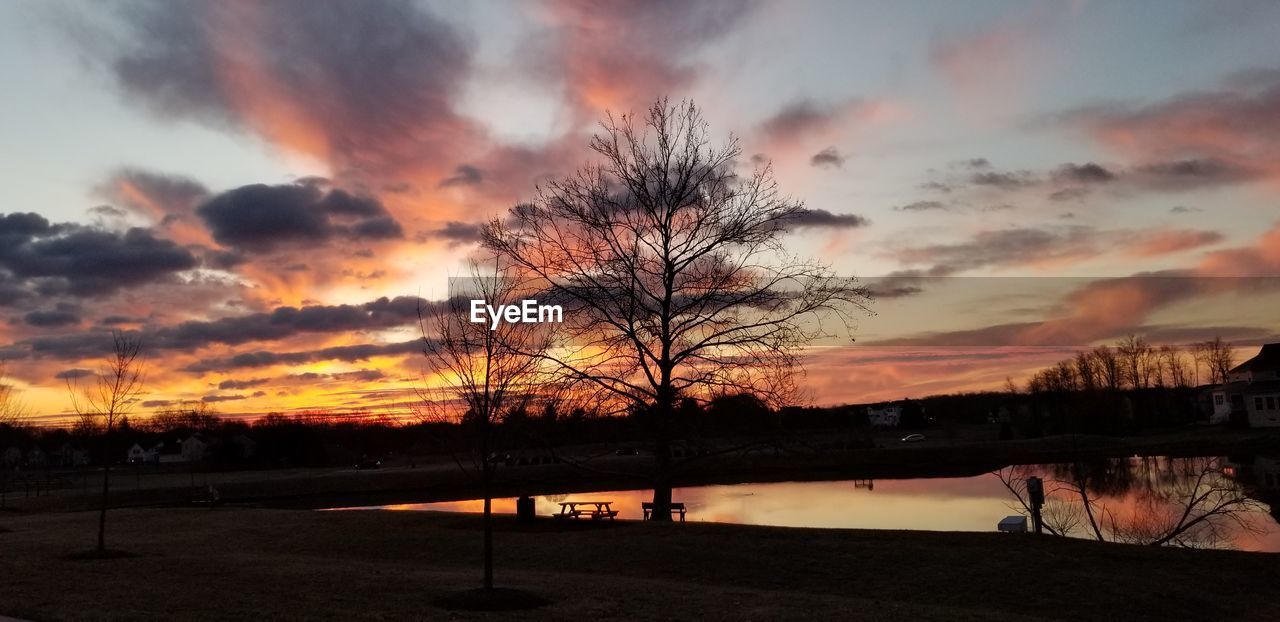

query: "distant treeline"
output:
2 394 840 469
1024 335 1235 393
1 342 1237 471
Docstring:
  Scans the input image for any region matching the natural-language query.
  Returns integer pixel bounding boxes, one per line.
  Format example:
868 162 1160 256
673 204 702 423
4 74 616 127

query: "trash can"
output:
516 495 536 522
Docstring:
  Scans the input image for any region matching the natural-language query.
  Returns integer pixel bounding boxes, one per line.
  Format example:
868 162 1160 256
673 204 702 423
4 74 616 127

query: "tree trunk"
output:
98 457 111 551
649 409 674 522
650 445 674 522
480 422 494 590
649 385 676 521
482 491 493 589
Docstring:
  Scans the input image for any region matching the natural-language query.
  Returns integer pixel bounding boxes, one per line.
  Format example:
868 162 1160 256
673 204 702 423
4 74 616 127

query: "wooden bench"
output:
641 502 686 522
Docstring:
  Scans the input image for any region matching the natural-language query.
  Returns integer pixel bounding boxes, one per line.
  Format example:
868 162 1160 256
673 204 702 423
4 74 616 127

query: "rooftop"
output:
1231 343 1280 374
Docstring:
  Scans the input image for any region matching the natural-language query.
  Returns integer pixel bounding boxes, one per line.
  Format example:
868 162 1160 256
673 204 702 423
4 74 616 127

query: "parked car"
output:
899 434 926 443
614 447 640 456
354 459 381 470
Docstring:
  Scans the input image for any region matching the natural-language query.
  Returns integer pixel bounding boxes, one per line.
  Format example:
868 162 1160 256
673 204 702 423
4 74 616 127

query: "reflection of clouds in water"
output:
1003 456 1280 550
372 477 1013 531
354 466 1279 552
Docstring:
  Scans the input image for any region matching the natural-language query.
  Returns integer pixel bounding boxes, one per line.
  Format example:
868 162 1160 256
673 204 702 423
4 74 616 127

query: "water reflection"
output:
998 456 1279 550
344 455 1280 552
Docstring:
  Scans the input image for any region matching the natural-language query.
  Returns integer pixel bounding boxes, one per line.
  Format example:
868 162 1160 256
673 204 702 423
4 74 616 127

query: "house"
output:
52 444 89 467
231 434 257 460
127 443 164 464
1227 343 1280 383
182 434 210 462
1210 343 1280 427
867 403 902 427
156 441 186 464
126 443 149 463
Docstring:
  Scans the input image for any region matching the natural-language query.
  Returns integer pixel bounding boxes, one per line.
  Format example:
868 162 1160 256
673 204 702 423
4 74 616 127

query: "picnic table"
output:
553 500 618 520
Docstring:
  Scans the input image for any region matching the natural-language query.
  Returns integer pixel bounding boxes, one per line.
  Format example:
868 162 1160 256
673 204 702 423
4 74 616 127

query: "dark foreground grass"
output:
1 507 1277 621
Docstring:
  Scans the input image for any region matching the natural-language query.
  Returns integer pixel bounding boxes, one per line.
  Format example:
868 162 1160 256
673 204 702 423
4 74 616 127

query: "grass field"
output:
1 507 1277 620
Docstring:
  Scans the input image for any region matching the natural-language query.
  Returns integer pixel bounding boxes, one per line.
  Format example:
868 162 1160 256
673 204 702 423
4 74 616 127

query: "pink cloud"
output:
1062 70 1280 185
1125 229 1224 258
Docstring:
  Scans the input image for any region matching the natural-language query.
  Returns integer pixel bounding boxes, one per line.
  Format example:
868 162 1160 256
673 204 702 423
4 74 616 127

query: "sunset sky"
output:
2 0 1279 423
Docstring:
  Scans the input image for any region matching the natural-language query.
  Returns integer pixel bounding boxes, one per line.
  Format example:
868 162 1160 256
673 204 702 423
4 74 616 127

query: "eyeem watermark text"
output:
470 299 563 330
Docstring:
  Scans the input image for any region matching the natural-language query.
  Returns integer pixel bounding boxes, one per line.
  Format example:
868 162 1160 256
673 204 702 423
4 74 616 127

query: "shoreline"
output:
7 425 1280 513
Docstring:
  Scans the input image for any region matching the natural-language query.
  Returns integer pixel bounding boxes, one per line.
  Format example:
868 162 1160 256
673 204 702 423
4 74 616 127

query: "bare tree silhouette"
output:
995 457 1264 547
0 363 23 428
67 331 144 553
1201 337 1236 385
483 99 872 520
0 362 28 510
418 255 554 590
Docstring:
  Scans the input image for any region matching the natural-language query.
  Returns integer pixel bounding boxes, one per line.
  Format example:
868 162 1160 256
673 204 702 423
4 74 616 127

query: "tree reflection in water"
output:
996 456 1269 548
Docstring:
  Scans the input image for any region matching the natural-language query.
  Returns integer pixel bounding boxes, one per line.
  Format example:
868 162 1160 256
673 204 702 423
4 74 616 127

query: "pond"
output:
333 455 1280 552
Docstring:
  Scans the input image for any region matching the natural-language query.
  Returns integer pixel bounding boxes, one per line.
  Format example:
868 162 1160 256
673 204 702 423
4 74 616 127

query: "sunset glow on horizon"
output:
3 0 1280 424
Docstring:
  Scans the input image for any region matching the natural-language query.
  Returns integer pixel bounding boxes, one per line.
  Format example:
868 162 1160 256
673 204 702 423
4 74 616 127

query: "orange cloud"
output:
1125 229 1224 258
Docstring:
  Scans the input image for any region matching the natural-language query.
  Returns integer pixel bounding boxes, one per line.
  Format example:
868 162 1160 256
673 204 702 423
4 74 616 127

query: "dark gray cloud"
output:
970 170 1039 189
332 369 386 383
184 339 423 373
1051 162 1117 184
11 296 444 361
288 369 386 383
0 212 198 297
25 332 117 360
1169 205 1203 214
218 378 269 391
895 200 948 212
919 180 954 193
202 249 247 270
1130 158 1262 190
758 98 868 147
924 156 1261 202
149 295 433 350
893 225 1223 277
202 394 247 403
439 164 483 188
420 221 484 246
196 183 404 252
786 209 870 230
894 226 1102 274
809 147 845 169
100 315 147 326
54 368 93 380
25 303 82 328
1048 187 1090 203
89 205 128 219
